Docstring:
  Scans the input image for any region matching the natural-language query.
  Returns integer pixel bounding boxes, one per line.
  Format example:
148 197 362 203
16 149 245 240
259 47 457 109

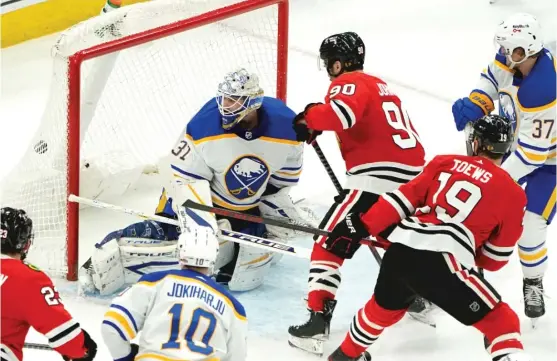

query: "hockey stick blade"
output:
24 343 53 351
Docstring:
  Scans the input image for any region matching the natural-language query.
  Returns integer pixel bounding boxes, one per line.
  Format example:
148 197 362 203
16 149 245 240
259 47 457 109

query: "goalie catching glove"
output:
325 212 369 259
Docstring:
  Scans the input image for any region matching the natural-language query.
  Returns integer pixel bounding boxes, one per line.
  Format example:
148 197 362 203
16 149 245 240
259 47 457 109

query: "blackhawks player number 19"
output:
0 207 97 361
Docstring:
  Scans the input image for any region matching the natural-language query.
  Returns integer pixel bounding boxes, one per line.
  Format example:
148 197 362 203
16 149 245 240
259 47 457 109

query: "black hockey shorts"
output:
374 243 502 326
314 190 380 251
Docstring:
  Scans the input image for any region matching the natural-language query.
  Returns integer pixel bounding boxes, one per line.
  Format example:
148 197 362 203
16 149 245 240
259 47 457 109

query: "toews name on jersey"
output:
362 154 527 270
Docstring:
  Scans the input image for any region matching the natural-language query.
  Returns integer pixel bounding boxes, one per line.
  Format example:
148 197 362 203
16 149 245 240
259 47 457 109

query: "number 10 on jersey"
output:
162 304 217 355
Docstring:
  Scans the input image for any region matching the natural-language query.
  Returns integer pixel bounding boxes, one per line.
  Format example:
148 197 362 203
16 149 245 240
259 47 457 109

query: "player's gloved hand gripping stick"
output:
182 199 388 251
310 140 383 265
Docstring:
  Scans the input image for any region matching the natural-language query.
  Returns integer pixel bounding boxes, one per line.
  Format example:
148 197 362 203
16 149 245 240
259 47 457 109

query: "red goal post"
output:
1 0 289 281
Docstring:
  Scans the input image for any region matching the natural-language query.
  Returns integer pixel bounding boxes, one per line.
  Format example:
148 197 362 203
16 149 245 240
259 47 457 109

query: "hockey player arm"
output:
476 193 527 271
223 312 248 361
361 158 439 236
304 78 367 132
25 272 96 360
452 55 505 131
101 280 151 361
501 88 556 182
268 142 304 188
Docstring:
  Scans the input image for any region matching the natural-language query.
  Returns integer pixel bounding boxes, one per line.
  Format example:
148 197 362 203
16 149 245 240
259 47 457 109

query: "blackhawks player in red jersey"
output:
289 31 427 355
0 207 97 361
324 115 531 361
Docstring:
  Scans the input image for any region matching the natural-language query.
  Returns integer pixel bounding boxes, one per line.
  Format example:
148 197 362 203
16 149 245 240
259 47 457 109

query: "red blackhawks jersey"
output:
0 255 87 361
305 71 426 194
362 154 527 270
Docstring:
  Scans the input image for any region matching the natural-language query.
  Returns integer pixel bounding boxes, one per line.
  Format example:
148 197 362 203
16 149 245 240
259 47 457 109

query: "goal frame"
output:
64 0 289 280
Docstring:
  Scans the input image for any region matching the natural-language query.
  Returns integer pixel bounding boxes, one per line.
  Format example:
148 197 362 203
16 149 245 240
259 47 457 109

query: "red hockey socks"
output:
473 302 523 360
307 244 344 312
340 295 406 358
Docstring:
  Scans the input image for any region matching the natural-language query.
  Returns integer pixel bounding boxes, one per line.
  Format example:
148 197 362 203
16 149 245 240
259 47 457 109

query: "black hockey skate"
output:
328 347 372 361
407 296 436 328
523 277 545 327
288 299 337 356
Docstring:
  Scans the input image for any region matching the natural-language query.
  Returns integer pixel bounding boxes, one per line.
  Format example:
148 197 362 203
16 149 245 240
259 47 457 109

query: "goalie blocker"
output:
79 178 314 295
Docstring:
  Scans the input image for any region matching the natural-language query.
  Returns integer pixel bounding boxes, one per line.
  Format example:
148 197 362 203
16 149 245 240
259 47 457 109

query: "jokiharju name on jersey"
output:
167 282 226 315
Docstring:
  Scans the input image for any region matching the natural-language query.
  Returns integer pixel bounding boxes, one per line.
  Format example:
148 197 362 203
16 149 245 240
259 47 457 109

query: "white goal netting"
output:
0 0 286 279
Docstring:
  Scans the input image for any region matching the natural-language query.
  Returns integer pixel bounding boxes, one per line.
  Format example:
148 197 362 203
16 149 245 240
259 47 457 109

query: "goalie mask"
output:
216 68 264 130
1 207 34 259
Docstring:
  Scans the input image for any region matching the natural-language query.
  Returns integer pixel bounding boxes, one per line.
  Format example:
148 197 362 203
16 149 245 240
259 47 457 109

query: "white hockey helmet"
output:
178 223 219 269
216 68 264 130
494 13 543 68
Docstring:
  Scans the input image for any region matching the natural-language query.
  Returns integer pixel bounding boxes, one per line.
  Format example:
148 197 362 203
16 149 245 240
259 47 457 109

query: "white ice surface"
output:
1 0 556 360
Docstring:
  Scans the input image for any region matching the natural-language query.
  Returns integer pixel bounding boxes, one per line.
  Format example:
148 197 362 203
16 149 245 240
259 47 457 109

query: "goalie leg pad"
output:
83 237 179 296
227 245 274 292
215 219 235 271
90 238 126 296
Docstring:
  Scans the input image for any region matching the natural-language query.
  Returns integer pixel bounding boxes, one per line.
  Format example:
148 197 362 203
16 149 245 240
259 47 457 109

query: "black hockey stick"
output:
311 141 343 194
24 343 53 351
182 200 386 249
310 140 383 265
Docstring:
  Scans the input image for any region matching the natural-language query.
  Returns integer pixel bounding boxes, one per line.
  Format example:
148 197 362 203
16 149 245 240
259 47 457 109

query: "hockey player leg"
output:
288 190 371 355
518 168 555 323
518 211 550 324
288 245 342 356
473 302 530 361
419 253 530 360
80 234 179 296
328 244 412 361
214 216 274 291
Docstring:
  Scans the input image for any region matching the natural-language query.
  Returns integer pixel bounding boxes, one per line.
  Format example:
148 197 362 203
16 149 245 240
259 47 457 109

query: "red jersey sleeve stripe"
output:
330 99 356 129
45 319 81 348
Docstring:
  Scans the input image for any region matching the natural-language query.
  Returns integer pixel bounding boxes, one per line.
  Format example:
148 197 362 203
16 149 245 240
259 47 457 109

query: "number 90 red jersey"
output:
304 71 426 194
361 154 527 271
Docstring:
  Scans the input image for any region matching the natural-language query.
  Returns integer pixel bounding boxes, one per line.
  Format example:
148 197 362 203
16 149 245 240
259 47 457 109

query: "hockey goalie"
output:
79 68 317 295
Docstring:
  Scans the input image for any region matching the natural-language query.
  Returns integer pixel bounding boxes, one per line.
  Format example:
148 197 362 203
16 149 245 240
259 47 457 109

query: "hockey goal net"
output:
0 0 288 280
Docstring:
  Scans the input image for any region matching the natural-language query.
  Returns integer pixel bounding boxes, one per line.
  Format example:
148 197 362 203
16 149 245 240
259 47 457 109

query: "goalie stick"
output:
68 195 311 259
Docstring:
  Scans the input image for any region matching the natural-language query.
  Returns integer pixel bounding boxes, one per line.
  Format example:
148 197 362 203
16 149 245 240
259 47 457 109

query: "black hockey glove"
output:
63 329 97 361
324 213 369 259
292 103 323 144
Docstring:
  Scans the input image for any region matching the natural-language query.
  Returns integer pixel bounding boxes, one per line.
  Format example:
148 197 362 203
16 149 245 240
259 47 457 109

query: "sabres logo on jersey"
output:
225 155 269 199
499 92 518 132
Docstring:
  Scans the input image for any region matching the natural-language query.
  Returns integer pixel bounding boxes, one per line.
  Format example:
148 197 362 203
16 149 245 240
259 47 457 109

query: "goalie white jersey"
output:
101 268 247 361
161 96 303 211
